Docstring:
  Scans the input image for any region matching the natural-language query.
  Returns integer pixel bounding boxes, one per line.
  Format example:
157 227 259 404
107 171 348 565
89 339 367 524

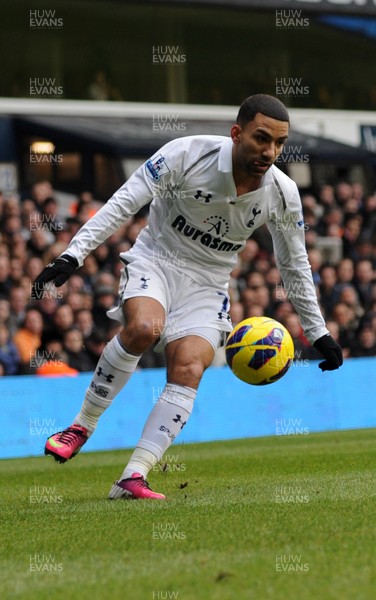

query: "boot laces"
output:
132 476 151 490
58 427 85 446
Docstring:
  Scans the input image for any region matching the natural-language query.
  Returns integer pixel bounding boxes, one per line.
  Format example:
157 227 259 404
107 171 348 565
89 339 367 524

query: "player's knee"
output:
168 359 205 387
121 320 158 353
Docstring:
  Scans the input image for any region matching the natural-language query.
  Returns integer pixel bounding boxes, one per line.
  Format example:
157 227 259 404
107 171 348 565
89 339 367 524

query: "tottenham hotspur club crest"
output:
247 204 262 228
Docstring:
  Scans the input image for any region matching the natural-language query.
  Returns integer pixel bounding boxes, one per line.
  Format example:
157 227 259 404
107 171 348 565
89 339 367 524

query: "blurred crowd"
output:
0 177 375 376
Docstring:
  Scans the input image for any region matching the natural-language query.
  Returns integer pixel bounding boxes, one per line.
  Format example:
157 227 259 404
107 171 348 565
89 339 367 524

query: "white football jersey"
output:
66 135 328 343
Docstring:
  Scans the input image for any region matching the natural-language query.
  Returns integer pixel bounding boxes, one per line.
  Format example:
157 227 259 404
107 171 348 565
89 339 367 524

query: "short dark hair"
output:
237 94 290 127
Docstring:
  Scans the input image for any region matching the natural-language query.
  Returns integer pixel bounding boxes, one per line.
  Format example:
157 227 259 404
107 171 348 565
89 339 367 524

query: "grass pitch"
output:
1 429 375 600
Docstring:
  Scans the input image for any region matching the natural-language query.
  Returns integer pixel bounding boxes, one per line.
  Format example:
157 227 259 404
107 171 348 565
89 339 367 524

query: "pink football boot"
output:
45 424 88 463
108 473 166 500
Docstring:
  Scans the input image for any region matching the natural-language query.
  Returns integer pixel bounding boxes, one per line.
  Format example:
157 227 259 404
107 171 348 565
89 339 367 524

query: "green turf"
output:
1 429 376 600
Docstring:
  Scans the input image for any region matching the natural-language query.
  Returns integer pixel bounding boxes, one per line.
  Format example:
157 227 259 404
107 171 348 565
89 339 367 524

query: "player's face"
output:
231 113 289 179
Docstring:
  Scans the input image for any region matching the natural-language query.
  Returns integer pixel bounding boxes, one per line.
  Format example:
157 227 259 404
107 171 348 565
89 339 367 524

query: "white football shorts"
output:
107 256 233 351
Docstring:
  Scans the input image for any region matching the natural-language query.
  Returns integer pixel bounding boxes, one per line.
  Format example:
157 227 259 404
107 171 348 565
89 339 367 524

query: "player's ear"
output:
231 124 242 143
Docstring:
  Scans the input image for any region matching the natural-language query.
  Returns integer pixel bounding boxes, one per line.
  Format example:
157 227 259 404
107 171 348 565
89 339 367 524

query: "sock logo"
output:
90 381 109 398
172 414 187 430
96 367 114 383
159 425 176 441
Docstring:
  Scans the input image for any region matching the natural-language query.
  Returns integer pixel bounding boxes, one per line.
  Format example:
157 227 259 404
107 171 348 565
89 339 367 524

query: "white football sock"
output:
120 383 196 480
74 335 140 435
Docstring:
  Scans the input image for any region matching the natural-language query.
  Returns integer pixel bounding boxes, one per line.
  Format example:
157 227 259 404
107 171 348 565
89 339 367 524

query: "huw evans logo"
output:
29 418 63 436
275 10 309 29
29 485 63 504
29 555 63 573
275 418 309 436
153 453 187 472
30 9 63 29
275 211 308 231
153 182 187 202
152 46 186 65
276 554 309 573
152 249 186 269
171 214 241 252
29 213 64 231
276 146 309 164
29 350 63 368
30 78 63 98
275 78 309 97
153 114 186 133
275 486 309 504
29 147 63 165
152 523 186 540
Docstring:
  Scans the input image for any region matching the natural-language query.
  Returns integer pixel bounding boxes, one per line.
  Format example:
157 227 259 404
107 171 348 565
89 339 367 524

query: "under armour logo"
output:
194 190 212 203
140 276 150 289
172 414 187 430
247 204 262 227
218 311 231 322
97 367 114 383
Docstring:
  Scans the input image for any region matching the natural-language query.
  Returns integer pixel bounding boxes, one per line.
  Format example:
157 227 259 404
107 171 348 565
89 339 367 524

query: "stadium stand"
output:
0 173 375 375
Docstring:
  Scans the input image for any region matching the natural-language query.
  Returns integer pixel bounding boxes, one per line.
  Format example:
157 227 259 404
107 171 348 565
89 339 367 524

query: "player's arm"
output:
32 145 178 298
267 196 343 371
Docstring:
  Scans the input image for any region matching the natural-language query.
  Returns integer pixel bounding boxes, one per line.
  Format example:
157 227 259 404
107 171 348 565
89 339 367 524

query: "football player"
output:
33 94 342 500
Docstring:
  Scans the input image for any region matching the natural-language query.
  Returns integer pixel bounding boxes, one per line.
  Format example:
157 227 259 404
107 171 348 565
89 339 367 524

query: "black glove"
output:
313 334 343 372
31 254 79 299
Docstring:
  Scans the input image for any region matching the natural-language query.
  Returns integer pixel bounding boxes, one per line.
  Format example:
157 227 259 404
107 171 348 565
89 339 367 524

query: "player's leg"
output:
109 335 215 499
73 296 165 430
45 297 165 462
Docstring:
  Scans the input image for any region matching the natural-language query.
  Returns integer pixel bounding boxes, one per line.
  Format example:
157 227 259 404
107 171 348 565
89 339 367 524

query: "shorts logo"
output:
145 154 170 181
140 276 150 289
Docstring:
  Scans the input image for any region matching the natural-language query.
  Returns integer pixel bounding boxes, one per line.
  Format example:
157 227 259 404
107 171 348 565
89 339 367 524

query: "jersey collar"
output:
218 137 233 173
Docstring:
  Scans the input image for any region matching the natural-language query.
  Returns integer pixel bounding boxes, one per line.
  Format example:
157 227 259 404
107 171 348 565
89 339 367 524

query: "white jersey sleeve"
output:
267 168 328 344
65 140 183 266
